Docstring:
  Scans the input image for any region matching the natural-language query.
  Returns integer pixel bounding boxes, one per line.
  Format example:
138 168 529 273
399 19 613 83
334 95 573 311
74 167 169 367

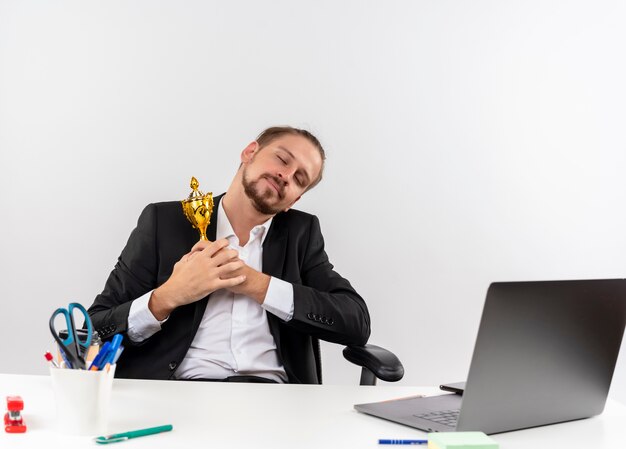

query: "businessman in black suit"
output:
88 126 370 383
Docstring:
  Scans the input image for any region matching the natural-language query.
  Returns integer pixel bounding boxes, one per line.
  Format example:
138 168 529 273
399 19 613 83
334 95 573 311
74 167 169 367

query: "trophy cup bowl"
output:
181 177 214 241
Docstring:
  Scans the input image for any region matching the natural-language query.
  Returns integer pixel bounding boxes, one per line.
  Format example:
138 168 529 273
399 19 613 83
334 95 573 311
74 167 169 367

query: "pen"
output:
112 346 124 364
44 351 60 368
95 424 173 444
379 439 428 445
89 341 111 371
101 334 123 366
57 346 74 369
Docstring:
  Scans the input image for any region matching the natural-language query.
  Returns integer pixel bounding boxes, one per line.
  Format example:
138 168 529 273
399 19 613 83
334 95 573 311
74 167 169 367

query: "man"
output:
88 126 370 383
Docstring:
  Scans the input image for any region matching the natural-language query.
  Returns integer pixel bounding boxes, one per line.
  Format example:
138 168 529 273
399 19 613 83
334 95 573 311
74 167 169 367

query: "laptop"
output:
355 279 626 435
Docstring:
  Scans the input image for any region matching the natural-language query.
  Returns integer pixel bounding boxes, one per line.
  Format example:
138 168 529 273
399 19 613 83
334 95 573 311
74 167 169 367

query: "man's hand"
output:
222 263 271 304
148 239 246 320
188 240 271 304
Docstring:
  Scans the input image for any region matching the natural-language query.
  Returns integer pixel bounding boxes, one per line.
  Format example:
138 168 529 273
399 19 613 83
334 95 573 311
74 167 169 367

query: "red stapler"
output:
4 396 27 433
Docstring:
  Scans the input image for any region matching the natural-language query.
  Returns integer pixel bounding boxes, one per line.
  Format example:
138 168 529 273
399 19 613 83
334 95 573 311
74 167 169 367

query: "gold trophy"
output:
182 177 214 241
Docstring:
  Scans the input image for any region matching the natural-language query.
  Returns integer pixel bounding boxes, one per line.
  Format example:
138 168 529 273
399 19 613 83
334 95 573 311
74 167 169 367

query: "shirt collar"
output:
216 199 274 246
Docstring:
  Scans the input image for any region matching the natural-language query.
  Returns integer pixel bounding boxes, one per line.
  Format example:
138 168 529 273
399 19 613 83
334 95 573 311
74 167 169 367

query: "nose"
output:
276 170 292 185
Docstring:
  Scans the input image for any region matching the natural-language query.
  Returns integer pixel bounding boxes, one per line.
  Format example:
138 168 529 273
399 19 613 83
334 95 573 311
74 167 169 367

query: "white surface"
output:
0 0 625 404
1 374 626 449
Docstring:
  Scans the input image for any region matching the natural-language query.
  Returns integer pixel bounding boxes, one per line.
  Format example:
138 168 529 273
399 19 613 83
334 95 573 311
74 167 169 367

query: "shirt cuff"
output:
127 290 169 343
262 277 294 322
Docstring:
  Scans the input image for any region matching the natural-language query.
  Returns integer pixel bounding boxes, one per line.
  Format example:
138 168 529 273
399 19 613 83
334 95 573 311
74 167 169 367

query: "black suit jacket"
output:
88 195 370 383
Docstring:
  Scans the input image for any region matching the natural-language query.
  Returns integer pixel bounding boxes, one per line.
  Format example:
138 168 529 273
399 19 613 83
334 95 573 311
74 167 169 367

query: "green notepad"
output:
427 432 498 449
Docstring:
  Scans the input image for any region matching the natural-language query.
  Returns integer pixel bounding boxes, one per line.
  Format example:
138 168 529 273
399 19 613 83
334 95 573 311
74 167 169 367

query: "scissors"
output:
49 302 93 370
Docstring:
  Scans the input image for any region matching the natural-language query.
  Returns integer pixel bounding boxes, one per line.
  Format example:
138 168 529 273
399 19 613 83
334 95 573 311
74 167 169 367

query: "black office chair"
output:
313 341 404 385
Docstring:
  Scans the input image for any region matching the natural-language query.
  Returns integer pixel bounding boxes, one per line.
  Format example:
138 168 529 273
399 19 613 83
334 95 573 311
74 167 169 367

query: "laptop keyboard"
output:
413 409 460 427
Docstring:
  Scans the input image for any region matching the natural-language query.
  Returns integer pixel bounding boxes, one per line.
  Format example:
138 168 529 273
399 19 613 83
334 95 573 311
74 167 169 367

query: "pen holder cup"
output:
49 364 116 436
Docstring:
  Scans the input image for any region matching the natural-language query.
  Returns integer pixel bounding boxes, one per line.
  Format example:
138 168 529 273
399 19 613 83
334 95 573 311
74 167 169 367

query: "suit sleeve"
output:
88 204 159 343
288 216 371 346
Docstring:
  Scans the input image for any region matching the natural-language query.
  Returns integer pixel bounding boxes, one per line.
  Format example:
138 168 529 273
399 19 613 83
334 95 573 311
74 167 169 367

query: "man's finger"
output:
187 251 201 262
218 260 245 277
201 238 231 258
219 275 247 288
190 240 211 253
213 249 240 266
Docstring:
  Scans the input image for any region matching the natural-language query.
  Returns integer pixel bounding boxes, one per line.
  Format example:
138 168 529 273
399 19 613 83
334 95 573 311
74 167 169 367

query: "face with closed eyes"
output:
240 134 323 215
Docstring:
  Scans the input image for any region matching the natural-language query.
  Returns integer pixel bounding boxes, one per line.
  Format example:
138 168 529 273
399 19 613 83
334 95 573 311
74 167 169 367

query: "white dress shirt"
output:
127 201 294 382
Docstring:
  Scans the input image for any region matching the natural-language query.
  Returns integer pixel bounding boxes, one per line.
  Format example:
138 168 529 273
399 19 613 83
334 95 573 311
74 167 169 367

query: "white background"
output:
1 1 624 404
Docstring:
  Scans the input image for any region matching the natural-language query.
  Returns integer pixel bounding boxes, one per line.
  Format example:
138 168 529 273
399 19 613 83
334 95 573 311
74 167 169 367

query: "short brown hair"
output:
256 126 326 191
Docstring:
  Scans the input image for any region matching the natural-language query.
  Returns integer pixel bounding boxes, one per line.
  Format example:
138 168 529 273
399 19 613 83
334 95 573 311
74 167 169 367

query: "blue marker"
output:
101 334 123 366
379 440 428 445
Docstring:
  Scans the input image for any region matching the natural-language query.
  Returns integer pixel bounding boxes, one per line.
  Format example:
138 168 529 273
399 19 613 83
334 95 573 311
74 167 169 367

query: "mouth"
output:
263 176 284 199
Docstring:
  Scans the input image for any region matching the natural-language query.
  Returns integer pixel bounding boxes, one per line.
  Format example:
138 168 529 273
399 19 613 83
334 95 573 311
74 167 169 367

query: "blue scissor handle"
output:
49 302 93 369
68 302 93 349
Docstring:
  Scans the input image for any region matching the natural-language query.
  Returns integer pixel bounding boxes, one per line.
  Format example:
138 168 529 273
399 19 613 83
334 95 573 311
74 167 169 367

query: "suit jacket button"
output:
168 362 177 371
328 318 334 325
307 313 314 320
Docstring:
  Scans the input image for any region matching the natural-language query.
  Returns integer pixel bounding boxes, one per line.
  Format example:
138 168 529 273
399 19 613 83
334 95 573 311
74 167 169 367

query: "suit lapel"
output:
262 214 289 354
262 213 288 278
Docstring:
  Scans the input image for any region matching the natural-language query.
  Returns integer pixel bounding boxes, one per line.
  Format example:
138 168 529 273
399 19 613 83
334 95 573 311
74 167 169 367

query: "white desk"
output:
1 374 625 448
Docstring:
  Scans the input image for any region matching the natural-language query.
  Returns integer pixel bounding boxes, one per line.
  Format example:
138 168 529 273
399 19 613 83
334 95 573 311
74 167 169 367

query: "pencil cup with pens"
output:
48 303 124 435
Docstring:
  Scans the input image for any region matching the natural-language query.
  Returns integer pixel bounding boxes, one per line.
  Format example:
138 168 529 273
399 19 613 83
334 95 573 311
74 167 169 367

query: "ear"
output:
283 195 302 212
240 141 259 164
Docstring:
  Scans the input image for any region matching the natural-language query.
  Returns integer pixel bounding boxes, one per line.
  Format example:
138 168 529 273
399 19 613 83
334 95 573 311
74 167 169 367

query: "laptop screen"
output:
457 279 626 434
